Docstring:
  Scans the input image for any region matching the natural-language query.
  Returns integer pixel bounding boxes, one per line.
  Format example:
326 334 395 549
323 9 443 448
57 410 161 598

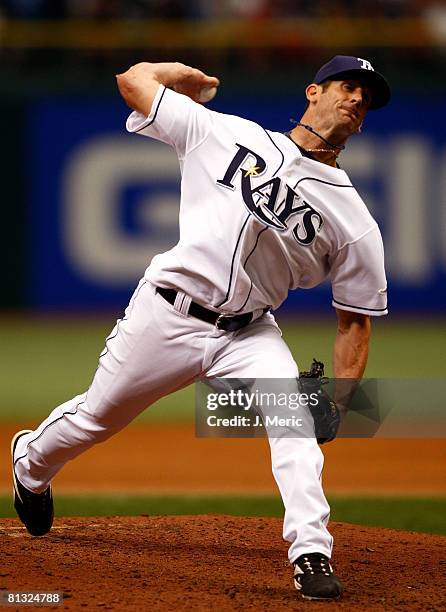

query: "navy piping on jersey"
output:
296 176 353 189
234 281 253 314
217 130 284 310
232 227 268 313
263 129 285 173
233 226 270 313
332 298 387 312
243 225 269 269
134 86 167 133
215 214 251 308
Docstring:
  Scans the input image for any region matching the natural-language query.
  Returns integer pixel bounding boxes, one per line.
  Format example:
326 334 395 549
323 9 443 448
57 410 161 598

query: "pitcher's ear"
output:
305 83 319 103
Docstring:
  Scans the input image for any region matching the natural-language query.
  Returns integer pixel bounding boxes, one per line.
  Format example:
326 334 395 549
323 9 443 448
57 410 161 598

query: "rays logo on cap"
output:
357 58 374 71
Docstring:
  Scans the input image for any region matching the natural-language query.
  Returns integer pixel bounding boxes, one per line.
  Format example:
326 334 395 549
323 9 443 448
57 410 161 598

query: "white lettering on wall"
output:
63 137 180 285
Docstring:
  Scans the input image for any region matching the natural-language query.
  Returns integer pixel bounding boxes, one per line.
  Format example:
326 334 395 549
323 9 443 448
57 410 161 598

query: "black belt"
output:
156 287 266 332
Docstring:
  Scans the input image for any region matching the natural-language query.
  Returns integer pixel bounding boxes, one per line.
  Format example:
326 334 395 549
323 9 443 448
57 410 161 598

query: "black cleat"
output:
293 552 343 600
11 430 54 536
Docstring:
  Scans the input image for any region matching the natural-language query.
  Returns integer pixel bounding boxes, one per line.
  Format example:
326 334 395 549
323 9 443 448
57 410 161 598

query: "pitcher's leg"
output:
14 282 203 493
205 314 332 562
268 436 332 561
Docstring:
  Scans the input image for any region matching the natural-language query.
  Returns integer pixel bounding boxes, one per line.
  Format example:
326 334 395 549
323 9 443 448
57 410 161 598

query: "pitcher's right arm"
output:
116 62 220 116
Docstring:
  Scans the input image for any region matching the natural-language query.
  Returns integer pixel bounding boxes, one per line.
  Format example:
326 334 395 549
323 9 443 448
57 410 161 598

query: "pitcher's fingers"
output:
203 75 220 87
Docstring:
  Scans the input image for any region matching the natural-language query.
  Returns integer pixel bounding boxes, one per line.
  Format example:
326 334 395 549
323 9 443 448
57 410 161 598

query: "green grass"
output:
1 316 445 421
1 494 445 535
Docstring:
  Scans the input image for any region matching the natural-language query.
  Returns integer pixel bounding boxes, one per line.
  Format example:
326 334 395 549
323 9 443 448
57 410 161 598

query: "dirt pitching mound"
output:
1 516 445 611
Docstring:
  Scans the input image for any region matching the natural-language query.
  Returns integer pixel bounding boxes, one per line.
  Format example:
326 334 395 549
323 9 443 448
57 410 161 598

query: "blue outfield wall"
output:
28 94 446 312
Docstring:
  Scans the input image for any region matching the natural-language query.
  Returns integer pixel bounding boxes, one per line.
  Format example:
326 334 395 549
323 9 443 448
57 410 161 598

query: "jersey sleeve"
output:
329 225 388 316
126 84 213 159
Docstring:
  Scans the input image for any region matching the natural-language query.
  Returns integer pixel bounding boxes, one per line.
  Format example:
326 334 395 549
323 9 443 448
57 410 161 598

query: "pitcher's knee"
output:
63 408 124 444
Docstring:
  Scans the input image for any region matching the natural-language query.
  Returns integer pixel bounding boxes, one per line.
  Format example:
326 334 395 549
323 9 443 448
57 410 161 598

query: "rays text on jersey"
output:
217 143 324 245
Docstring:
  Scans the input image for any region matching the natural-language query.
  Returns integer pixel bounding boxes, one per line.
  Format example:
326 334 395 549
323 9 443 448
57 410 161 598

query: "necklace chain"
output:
306 148 338 154
290 120 345 153
284 131 340 166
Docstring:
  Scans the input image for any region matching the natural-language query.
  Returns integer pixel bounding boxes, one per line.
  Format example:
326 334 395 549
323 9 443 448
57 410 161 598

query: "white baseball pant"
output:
13 279 332 561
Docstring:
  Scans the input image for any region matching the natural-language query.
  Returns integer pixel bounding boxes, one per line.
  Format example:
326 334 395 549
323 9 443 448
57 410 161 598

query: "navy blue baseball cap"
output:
313 55 391 110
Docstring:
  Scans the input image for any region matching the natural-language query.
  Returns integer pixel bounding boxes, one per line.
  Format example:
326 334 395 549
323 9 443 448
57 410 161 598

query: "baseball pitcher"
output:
11 55 390 600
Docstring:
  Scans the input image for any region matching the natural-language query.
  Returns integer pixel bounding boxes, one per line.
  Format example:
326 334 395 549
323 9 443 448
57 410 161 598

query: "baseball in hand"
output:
198 86 218 104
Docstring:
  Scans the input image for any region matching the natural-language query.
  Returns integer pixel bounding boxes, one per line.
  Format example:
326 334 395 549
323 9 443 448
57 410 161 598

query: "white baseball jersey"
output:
126 85 388 317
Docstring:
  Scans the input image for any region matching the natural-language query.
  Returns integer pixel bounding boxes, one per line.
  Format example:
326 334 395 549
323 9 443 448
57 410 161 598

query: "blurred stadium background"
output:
1 0 445 532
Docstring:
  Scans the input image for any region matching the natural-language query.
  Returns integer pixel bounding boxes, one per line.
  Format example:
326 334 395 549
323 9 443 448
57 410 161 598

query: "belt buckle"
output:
215 314 232 331
216 313 250 332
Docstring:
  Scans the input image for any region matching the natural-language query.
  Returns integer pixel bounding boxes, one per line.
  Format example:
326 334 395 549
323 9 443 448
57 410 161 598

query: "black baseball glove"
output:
299 359 341 444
